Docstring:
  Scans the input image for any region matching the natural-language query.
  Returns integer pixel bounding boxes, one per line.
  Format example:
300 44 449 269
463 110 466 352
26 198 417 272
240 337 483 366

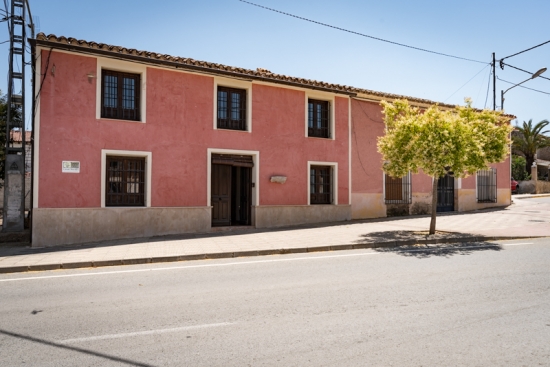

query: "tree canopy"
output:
512 119 550 173
377 99 512 234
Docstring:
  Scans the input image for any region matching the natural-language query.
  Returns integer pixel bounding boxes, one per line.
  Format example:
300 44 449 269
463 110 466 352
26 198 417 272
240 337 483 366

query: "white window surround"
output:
475 168 497 202
305 91 336 140
207 148 260 207
382 171 412 203
101 149 152 208
307 161 338 205
213 77 252 133
96 57 147 123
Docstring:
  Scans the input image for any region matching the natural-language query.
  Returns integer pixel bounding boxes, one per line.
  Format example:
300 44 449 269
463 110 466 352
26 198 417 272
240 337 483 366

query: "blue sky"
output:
2 0 549 130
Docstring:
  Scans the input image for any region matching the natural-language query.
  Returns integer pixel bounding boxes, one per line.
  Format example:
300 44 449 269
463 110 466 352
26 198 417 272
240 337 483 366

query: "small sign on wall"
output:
62 161 80 173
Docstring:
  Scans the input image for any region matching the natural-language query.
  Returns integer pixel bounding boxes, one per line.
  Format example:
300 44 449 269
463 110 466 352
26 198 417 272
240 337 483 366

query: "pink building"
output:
30 33 511 247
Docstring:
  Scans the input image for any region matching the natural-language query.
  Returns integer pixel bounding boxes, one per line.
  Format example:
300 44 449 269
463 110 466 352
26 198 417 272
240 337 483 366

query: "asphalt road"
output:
1 238 549 367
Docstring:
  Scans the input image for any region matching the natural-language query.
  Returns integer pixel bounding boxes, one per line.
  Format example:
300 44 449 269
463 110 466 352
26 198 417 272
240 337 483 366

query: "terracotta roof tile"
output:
32 33 510 114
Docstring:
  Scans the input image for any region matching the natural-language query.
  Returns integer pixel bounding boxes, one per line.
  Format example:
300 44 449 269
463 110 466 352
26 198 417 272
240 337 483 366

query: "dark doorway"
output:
437 173 454 212
211 154 253 227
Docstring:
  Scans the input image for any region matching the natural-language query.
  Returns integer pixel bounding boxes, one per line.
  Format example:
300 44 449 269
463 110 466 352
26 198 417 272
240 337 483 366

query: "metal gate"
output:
437 174 454 212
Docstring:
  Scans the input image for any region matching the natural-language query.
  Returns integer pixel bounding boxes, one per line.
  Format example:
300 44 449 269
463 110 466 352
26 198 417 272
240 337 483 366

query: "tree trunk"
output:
429 176 438 235
525 154 534 177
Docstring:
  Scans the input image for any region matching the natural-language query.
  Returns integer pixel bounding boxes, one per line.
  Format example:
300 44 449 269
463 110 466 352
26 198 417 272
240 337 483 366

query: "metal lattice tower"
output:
2 0 27 232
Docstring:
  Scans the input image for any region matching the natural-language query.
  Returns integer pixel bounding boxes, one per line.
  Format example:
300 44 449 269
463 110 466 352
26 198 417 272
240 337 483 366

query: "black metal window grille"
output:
308 99 330 138
477 168 497 203
310 166 332 204
106 156 145 206
384 173 411 204
101 70 140 121
217 86 247 131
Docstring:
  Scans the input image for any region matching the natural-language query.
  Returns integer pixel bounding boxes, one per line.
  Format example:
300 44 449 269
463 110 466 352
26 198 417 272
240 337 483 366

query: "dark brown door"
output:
212 164 231 226
231 166 252 225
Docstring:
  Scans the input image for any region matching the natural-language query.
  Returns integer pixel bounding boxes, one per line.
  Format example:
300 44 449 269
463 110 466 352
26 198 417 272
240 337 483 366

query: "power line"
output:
484 66 492 109
500 62 550 82
238 0 487 64
500 39 550 62
497 76 550 95
443 64 490 102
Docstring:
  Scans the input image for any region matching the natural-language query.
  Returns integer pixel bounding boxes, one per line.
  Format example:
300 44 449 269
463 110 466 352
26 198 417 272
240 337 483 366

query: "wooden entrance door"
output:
212 164 231 226
231 166 252 225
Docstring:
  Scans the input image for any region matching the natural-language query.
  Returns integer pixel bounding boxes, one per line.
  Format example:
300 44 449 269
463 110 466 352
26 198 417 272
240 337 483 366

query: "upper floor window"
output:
477 168 497 203
106 156 145 207
217 86 247 131
101 70 140 121
308 99 330 138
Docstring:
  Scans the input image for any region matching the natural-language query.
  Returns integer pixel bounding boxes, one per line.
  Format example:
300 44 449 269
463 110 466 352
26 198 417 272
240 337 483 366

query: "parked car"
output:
511 177 519 194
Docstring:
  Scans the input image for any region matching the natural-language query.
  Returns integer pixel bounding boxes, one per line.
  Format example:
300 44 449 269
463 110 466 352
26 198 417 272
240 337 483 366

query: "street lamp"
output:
501 67 547 110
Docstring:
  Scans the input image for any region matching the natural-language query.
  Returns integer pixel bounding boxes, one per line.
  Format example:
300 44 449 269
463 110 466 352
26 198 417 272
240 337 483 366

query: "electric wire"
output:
497 76 550 95
238 0 487 64
483 66 492 109
500 39 550 62
443 64 490 103
501 62 550 82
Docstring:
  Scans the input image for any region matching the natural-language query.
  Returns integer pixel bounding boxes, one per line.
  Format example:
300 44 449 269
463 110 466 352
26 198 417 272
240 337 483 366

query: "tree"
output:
0 91 23 183
512 119 550 174
511 155 528 181
377 99 512 234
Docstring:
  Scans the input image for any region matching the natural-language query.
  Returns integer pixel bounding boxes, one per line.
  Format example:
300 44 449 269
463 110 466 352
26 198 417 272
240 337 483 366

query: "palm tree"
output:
512 119 550 174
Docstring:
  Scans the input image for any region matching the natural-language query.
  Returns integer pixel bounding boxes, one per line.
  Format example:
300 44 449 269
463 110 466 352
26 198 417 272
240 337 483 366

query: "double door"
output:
211 156 252 226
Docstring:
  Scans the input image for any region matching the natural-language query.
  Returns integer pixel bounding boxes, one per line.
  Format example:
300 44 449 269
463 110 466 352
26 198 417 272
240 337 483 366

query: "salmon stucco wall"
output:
350 99 385 218
36 50 350 210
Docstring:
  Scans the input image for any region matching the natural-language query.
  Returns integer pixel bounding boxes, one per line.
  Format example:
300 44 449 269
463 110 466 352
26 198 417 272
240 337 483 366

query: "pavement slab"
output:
0 196 548 274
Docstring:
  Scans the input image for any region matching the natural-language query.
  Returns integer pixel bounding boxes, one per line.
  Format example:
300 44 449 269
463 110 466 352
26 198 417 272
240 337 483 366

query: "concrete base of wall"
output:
32 207 211 247
254 205 351 228
351 193 385 219
410 193 431 215
456 189 511 212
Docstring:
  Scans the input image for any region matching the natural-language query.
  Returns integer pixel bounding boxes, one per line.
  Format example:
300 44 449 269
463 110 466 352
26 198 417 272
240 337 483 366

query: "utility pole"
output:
2 0 27 232
493 52 497 111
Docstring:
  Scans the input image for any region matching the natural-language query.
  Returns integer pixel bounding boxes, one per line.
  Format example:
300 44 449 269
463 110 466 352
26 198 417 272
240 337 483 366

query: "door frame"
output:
207 148 259 215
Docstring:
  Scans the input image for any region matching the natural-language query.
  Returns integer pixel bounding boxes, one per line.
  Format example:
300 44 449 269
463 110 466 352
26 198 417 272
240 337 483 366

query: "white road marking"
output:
500 242 534 246
58 322 234 344
0 252 380 282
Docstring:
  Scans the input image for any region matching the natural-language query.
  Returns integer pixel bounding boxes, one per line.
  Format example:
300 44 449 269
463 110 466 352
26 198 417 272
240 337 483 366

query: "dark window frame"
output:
476 168 497 203
217 86 247 131
308 99 330 138
101 70 141 121
106 156 146 207
384 173 412 204
310 165 333 205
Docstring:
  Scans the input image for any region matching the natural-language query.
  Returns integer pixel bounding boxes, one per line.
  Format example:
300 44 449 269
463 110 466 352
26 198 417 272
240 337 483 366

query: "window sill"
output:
215 127 251 133
99 117 145 124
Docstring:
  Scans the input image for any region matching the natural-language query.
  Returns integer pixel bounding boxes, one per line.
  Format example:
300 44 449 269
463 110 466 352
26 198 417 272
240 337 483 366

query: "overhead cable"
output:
238 0 487 64
500 62 550 82
500 39 550 62
497 76 550 95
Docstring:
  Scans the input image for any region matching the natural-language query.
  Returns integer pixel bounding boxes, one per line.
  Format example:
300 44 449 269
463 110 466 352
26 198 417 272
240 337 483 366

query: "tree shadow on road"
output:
354 230 503 258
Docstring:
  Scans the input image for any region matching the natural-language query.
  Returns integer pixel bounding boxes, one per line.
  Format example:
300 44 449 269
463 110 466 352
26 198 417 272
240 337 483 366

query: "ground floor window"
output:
384 173 411 204
310 165 332 204
106 156 145 206
477 168 497 203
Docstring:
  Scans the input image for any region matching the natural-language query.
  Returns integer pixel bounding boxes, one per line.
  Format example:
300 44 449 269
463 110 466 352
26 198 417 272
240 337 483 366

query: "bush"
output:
512 155 529 180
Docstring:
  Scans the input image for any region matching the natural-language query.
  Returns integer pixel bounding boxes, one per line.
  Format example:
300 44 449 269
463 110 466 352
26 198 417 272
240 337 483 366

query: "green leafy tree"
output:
0 91 23 183
512 119 550 174
378 99 512 234
511 155 528 181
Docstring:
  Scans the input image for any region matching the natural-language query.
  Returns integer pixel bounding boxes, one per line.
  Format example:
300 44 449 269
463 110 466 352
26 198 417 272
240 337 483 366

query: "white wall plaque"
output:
62 161 80 173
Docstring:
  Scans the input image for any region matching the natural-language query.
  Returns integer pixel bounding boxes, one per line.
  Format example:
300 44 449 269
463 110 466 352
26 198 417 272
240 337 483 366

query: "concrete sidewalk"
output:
1 196 548 274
